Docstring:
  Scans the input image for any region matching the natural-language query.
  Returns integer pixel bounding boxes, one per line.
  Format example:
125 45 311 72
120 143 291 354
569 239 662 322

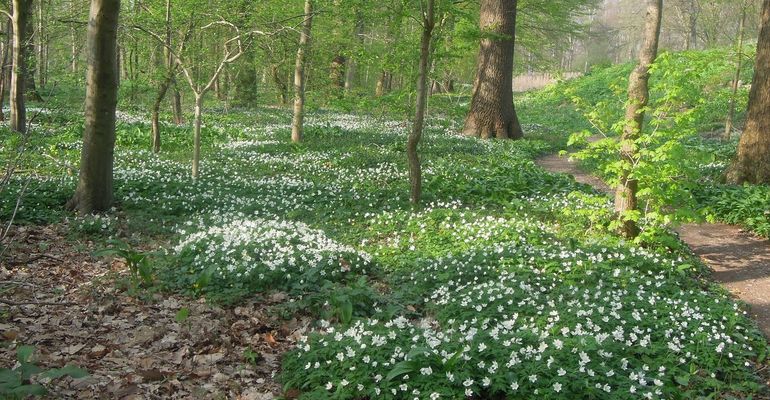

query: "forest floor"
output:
536 152 770 338
0 225 289 399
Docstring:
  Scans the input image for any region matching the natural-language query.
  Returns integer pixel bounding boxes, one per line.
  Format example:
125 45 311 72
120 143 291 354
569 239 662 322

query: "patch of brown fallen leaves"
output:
0 225 310 399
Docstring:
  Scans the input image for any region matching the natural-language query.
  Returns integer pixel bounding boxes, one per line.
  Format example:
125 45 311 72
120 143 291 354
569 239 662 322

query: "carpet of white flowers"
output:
1 107 766 398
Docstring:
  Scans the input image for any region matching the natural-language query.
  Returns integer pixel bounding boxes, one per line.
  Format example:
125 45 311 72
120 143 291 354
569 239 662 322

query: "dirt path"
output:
537 152 770 337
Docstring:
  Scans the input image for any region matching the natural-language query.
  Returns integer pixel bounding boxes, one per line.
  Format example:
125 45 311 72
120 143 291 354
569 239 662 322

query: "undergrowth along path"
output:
536 151 770 338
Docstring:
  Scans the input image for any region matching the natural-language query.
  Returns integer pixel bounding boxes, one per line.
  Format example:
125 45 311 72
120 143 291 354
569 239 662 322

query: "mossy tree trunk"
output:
614 0 662 239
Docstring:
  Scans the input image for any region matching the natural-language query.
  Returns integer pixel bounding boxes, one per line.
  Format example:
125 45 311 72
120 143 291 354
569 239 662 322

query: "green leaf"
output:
9 383 47 396
16 346 35 363
385 360 416 382
675 374 690 386
40 365 89 380
175 308 190 323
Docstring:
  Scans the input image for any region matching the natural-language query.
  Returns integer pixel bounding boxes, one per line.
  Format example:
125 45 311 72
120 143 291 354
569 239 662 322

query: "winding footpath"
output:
536 152 770 337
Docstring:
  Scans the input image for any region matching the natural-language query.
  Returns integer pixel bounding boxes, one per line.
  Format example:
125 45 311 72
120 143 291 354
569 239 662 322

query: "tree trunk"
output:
151 78 170 153
192 93 202 179
615 0 662 239
344 12 364 93
10 0 30 133
462 0 523 139
0 21 10 122
725 7 746 139
727 0 770 184
172 81 183 124
271 64 288 105
67 0 120 214
291 0 313 143
375 70 386 96
330 55 345 91
23 1 41 102
70 26 78 74
407 0 434 206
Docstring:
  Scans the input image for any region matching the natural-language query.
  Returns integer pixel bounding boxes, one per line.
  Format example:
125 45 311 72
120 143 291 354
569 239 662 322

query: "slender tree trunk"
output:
192 93 202 179
291 0 313 143
67 0 120 214
151 79 170 153
727 0 770 184
344 11 364 93
615 0 662 239
725 7 746 139
271 64 288 105
330 55 345 92
23 1 41 102
375 70 386 97
70 26 78 74
0 21 10 122
10 0 30 134
408 0 434 206
172 81 183 124
462 0 523 139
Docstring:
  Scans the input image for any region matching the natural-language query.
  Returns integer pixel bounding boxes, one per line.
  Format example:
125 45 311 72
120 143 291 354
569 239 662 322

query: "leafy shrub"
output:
0 345 87 398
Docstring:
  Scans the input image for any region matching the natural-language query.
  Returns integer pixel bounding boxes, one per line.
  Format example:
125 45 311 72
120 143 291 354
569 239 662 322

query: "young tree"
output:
10 0 31 133
291 0 313 143
407 0 435 206
614 0 662 239
462 0 523 139
725 4 747 139
67 0 120 214
727 0 770 184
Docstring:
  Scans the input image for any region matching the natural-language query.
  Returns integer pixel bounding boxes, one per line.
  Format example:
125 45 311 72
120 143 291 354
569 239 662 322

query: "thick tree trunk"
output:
67 0 120 214
727 0 770 184
407 0 434 206
10 0 30 133
291 0 313 143
615 0 662 239
462 0 523 139
192 94 202 179
725 7 746 139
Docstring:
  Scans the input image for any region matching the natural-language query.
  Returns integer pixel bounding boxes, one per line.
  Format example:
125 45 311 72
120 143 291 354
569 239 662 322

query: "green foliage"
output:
94 240 156 288
0 345 87 399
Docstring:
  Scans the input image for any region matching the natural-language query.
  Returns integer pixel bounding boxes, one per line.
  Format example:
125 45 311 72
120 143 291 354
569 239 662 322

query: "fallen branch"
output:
0 298 77 307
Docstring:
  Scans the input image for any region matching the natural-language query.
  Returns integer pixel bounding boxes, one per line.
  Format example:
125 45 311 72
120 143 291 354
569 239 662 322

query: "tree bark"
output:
375 70 387 97
727 0 770 184
0 21 11 122
291 0 313 143
407 0 434 206
171 81 183 123
67 0 120 214
10 0 31 133
615 0 662 239
725 7 746 140
192 93 202 178
271 64 288 105
462 0 523 139
23 0 42 102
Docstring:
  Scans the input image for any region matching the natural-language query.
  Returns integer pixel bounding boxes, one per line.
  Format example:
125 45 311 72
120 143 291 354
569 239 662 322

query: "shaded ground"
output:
536 153 770 338
0 225 295 399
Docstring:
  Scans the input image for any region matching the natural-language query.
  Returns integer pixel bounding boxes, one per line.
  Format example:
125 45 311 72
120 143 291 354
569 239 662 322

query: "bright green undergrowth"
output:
518 47 770 238
0 79 767 398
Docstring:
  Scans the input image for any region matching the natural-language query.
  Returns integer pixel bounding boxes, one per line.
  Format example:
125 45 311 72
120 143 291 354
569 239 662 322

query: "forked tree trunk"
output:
462 0 523 139
291 0 313 143
725 7 747 140
727 0 770 184
10 0 31 133
407 0 434 206
67 0 120 214
615 0 662 239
